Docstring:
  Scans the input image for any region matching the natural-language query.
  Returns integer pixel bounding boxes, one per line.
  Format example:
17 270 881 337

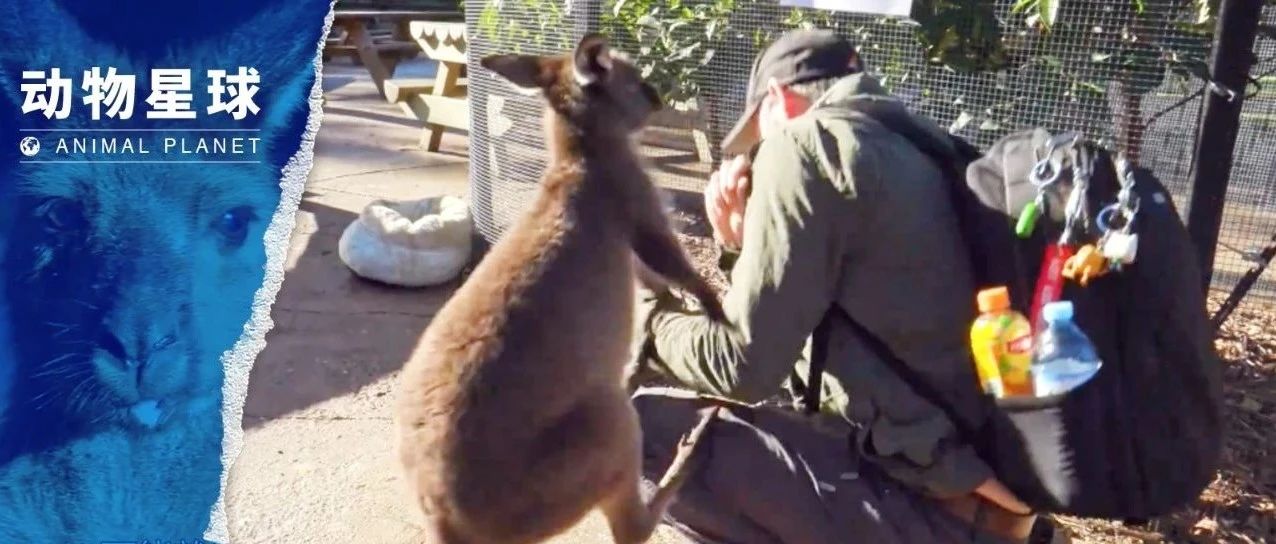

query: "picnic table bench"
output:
325 10 462 99
384 21 469 152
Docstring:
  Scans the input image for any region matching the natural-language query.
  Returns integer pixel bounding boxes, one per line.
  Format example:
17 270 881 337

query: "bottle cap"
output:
976 287 1010 313
1043 301 1074 323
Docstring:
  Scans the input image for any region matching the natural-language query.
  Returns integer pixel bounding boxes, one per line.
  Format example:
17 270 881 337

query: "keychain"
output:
1097 156 1141 270
1062 244 1109 286
1016 133 1077 239
1056 144 1093 246
1059 144 1109 287
1027 133 1084 330
1016 160 1057 238
1030 243 1075 331
1097 204 1138 267
1020 134 1082 332
1015 195 1045 238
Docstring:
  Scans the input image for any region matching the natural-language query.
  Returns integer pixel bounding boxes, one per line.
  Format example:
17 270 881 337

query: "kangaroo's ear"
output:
0 0 109 116
572 33 612 87
480 54 555 92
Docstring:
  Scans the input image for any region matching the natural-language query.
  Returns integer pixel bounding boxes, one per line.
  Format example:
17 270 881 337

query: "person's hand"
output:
705 154 752 250
974 477 1033 516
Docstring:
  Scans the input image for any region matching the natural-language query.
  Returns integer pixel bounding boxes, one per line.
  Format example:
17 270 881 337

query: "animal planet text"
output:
20 66 262 120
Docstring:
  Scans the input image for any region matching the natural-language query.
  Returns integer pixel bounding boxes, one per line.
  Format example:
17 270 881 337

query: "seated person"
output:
629 29 1061 544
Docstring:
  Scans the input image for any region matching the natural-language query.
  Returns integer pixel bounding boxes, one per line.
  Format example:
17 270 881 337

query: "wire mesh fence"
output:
1211 15 1276 306
464 0 1276 307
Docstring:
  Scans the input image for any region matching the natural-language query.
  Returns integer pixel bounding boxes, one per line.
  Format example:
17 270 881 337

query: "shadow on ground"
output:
240 196 458 428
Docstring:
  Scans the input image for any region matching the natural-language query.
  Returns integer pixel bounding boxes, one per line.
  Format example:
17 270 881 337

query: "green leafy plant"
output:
472 0 1232 157
999 0 1220 157
600 0 736 108
476 0 572 54
910 0 1008 72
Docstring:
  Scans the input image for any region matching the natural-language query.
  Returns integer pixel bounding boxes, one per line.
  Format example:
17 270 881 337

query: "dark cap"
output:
720 29 861 155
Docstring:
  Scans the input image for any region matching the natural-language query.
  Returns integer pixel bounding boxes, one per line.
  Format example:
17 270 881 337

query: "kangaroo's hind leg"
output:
601 406 719 544
425 515 480 544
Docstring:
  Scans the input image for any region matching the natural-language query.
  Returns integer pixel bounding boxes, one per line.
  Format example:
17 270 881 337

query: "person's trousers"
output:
634 389 1018 544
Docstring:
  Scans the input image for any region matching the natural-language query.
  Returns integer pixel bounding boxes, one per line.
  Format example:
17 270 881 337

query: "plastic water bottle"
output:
1032 301 1102 397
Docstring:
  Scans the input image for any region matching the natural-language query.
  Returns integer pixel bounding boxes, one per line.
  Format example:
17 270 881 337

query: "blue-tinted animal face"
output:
0 0 321 460
5 161 275 432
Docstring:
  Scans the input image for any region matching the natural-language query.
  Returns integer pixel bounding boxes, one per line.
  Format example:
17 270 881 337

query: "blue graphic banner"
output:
0 1 332 541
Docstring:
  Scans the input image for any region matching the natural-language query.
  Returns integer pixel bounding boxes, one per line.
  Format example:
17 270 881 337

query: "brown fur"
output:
394 34 725 544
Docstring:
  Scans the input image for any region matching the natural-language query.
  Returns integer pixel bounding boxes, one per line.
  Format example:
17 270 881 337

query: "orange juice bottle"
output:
970 287 1035 397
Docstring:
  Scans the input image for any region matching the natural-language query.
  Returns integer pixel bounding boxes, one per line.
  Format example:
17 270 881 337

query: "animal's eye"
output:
212 206 257 248
40 197 87 232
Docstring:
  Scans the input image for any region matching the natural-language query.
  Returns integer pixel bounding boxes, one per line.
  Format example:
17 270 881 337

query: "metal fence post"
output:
465 1 496 244
1185 0 1264 293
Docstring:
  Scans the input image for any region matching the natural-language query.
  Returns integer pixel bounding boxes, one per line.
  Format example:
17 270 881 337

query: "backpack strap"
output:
796 102 989 418
804 303 977 436
799 310 834 414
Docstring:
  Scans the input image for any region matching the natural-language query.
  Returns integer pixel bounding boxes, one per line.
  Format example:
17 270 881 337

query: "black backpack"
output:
802 122 1224 519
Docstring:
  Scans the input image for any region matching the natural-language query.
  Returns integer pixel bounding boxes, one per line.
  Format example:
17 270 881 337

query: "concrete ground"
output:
223 59 694 544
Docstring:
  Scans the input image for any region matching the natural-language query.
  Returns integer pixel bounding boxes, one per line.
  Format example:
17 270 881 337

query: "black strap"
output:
796 115 985 419
800 310 834 414
796 102 1005 420
798 300 981 444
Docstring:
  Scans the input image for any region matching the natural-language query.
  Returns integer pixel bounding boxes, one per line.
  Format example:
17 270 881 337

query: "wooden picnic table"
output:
384 20 469 152
326 9 462 98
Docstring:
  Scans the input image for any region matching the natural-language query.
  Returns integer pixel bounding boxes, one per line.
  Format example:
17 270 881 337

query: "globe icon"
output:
19 136 39 157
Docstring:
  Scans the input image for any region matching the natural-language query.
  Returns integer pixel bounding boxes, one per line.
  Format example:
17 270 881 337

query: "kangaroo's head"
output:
480 34 663 138
6 160 277 433
0 0 323 457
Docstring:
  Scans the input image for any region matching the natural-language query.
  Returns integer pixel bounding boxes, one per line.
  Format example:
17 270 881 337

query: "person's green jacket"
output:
632 73 995 498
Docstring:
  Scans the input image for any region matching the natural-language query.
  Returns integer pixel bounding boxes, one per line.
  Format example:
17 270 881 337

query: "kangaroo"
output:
395 34 725 544
0 0 326 538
